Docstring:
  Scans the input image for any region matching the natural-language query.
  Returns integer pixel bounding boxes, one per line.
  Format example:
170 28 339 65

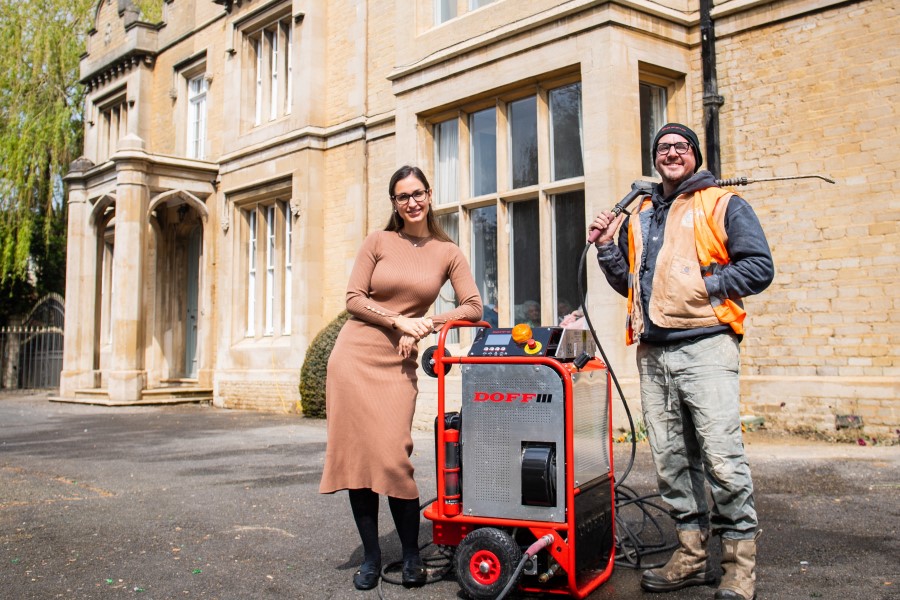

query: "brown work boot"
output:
714 532 760 600
640 529 715 592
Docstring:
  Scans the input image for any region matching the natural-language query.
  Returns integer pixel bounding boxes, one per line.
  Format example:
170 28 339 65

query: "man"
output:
589 123 774 600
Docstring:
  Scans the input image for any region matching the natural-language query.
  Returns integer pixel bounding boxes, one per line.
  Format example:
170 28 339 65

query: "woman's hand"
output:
398 335 418 359
392 315 434 339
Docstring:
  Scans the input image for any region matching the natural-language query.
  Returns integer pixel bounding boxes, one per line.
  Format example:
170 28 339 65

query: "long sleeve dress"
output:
319 230 483 499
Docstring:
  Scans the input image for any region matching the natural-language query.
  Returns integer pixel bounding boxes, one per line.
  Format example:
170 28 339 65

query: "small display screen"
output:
484 333 512 346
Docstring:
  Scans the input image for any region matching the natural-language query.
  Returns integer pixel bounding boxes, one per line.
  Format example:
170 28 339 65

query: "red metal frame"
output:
424 321 617 599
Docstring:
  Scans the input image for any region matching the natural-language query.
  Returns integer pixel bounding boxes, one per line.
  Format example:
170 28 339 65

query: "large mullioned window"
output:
430 78 585 329
242 199 293 338
94 90 128 163
187 74 208 159
248 14 293 126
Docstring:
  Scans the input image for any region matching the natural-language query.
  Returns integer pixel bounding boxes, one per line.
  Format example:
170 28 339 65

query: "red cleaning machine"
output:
423 321 616 599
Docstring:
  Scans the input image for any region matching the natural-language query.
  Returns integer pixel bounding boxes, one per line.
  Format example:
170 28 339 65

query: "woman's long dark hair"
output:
384 165 453 243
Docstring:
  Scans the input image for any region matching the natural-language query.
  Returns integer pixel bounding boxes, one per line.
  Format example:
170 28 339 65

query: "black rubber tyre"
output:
455 527 521 600
420 345 451 377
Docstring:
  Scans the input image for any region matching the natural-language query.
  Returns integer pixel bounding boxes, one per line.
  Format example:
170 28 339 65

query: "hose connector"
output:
538 561 560 583
525 533 555 557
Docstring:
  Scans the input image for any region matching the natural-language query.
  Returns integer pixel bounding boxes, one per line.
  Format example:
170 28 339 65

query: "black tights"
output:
348 488 421 565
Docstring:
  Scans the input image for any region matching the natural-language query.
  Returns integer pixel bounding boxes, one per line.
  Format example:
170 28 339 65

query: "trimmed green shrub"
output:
299 310 351 418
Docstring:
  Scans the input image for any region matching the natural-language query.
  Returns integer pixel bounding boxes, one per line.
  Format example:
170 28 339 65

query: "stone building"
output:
60 0 898 437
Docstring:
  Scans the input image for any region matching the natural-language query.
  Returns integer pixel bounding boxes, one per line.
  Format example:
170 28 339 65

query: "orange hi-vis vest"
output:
625 187 746 345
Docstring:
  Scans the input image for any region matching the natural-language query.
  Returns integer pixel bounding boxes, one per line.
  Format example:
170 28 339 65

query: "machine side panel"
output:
571 369 611 487
460 364 566 522
573 477 615 579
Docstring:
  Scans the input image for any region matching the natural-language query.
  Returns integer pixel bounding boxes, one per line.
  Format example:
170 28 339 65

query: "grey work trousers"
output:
637 332 758 540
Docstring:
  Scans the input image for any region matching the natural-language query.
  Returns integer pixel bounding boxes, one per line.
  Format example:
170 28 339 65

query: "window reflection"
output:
509 96 538 188
640 82 667 177
470 108 497 196
436 213 460 343
471 206 498 327
435 0 456 24
511 200 541 327
550 83 584 181
434 119 459 205
553 191 586 323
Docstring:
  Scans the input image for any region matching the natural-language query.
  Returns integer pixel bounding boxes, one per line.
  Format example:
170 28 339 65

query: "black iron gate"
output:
0 293 65 390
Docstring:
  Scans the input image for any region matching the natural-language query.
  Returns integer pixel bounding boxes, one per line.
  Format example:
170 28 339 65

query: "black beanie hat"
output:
652 122 703 172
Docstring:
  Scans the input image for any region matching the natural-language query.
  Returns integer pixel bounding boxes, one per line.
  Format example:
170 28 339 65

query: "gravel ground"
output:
1 391 897 600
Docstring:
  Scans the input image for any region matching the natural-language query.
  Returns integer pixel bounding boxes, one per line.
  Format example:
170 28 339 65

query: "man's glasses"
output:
656 142 692 155
392 189 430 205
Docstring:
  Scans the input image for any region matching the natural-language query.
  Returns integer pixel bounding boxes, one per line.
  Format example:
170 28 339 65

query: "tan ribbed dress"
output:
319 230 482 499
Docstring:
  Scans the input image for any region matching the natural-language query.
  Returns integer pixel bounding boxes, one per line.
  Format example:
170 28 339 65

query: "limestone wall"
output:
707 0 900 435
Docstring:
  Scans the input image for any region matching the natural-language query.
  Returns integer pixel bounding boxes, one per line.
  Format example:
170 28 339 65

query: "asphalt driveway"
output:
1 392 897 600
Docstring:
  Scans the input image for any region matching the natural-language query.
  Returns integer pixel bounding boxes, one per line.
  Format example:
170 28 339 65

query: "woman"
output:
319 165 482 590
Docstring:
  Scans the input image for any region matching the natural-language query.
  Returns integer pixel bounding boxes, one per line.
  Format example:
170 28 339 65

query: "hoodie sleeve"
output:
703 196 775 300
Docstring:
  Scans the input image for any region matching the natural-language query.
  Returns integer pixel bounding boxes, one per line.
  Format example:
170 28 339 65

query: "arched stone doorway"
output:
148 191 208 384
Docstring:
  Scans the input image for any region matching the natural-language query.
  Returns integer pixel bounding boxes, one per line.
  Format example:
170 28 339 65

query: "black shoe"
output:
353 560 381 590
401 555 427 587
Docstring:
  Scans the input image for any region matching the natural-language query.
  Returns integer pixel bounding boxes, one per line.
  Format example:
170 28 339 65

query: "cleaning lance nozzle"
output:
716 174 835 186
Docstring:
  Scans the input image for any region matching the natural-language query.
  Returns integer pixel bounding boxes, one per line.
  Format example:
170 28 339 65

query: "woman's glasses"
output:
392 189 430 205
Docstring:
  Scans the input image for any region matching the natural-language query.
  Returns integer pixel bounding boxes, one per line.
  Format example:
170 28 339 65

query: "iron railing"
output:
1 293 65 390
0 326 64 389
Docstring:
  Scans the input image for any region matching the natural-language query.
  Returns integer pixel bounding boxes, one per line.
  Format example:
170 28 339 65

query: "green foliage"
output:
615 419 649 444
133 0 164 23
299 311 352 418
0 0 92 288
0 208 66 326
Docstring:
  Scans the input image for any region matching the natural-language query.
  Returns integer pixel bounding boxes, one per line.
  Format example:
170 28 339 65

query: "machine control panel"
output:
469 326 562 358
468 325 597 361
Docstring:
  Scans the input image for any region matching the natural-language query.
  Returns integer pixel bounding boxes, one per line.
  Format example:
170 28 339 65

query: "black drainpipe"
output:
700 0 724 178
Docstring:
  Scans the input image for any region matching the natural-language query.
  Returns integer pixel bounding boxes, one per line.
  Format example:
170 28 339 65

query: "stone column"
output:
1 317 23 389
60 158 99 397
107 135 150 401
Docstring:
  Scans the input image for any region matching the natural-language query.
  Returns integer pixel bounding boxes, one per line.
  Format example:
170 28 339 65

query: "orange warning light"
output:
511 323 532 344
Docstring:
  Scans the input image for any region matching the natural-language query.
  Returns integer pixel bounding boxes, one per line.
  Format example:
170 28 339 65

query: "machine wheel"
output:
455 527 521 599
421 345 452 377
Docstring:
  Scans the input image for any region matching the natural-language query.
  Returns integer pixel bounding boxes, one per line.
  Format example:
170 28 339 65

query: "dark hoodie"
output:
596 170 775 344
